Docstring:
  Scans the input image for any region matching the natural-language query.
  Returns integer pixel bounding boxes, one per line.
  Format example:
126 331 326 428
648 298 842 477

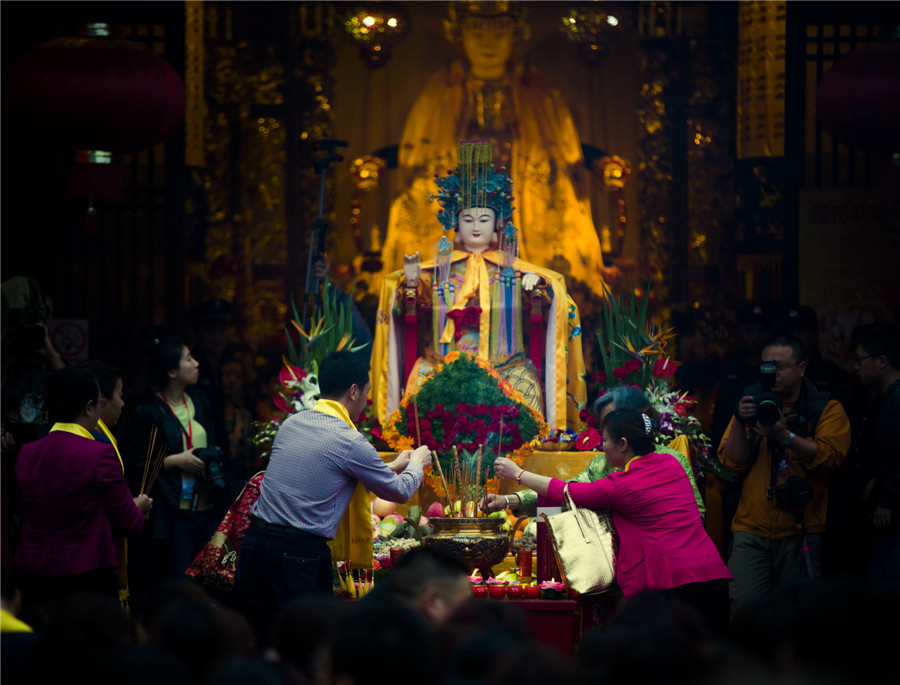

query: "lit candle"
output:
518 549 533 581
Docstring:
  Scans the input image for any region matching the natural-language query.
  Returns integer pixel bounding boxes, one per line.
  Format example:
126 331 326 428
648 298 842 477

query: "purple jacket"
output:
549 452 730 598
14 430 145 578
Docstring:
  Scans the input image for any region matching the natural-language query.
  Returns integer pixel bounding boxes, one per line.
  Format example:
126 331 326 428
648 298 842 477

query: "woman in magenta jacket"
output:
13 367 152 613
494 408 731 632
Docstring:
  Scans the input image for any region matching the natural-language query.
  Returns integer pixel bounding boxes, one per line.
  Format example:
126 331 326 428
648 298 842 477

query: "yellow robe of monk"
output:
371 249 587 432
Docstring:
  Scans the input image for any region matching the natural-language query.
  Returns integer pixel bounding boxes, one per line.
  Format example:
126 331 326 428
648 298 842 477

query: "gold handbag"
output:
541 484 617 595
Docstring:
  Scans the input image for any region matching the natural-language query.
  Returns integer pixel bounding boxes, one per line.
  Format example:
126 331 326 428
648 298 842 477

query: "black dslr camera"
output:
775 475 813 509
742 359 783 427
195 446 227 489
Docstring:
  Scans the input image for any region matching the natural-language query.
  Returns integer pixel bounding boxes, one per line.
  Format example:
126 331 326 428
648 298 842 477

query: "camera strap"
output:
767 442 784 501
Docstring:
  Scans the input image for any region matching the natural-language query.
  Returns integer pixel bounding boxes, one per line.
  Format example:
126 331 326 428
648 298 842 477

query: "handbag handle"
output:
563 484 592 545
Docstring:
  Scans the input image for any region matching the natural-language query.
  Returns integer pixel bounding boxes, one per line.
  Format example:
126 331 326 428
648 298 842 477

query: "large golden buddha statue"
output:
378 1 608 300
370 141 587 432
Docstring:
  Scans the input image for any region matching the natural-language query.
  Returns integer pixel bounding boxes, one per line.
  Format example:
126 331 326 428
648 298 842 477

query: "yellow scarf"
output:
49 422 93 439
314 399 373 568
439 251 492 352
95 418 124 469
313 398 356 429
0 608 33 634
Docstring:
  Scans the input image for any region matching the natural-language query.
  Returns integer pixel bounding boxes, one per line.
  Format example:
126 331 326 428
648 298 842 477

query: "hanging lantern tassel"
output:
66 150 124 200
65 150 123 235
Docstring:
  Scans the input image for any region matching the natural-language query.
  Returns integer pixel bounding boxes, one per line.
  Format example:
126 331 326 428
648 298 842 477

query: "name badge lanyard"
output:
159 392 193 449
159 392 199 512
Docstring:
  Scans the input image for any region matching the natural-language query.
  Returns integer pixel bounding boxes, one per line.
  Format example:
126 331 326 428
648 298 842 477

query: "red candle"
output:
506 584 523 599
488 584 507 599
518 549 533 581
390 548 403 566
472 584 488 598
522 585 541 599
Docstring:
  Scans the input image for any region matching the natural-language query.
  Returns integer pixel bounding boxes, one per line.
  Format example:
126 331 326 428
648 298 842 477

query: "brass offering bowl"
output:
424 517 509 578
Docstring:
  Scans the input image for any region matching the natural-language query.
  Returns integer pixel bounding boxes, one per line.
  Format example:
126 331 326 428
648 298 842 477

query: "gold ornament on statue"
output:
350 155 388 272
350 155 386 192
340 2 409 68
596 155 631 191
593 155 631 257
559 3 627 66
443 1 530 44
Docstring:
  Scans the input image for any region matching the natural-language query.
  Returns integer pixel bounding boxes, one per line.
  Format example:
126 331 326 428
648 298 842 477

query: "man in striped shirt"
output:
235 350 431 639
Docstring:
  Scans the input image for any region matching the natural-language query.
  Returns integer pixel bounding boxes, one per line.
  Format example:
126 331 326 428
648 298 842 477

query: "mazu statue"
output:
370 140 587 432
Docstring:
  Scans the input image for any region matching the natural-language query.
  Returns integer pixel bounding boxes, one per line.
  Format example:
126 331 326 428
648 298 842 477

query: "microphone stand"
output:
302 138 347 329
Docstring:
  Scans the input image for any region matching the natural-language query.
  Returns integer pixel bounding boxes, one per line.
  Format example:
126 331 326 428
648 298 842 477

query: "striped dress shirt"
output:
252 409 423 539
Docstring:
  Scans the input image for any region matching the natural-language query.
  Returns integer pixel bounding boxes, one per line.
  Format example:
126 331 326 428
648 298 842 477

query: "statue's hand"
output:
522 273 541 291
403 252 421 288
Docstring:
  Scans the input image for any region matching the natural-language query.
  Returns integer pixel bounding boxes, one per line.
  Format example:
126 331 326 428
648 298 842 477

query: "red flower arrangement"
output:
383 352 549 495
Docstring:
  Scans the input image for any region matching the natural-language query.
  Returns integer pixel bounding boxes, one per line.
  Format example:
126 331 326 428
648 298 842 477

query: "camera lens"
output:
756 399 781 427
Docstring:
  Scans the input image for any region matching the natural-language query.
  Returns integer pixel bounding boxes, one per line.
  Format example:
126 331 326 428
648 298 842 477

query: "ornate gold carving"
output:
184 1 205 167
198 3 335 348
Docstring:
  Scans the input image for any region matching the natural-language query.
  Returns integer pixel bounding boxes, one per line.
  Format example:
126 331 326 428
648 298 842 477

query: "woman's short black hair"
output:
43 366 100 424
79 359 122 399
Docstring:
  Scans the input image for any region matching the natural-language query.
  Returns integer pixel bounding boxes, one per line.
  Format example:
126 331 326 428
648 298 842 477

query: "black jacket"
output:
125 387 221 539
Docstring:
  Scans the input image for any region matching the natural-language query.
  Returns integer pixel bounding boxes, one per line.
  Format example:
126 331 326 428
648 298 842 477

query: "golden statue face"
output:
460 17 515 76
457 207 497 253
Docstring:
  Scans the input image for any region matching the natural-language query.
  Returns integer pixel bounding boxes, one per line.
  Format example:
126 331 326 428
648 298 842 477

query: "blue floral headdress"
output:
431 140 515 232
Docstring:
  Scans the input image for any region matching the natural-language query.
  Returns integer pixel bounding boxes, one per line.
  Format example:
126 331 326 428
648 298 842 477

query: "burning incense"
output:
474 445 483 517
412 395 423 448
140 425 158 495
432 450 453 511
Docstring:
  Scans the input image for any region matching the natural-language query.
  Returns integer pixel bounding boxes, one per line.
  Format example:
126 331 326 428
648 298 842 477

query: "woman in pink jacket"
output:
494 408 731 632
13 367 152 614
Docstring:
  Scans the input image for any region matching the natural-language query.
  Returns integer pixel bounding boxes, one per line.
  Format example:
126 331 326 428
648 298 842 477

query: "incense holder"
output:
424 517 508 578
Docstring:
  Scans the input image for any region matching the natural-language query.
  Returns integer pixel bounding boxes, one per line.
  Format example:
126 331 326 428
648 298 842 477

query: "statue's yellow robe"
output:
371 249 587 432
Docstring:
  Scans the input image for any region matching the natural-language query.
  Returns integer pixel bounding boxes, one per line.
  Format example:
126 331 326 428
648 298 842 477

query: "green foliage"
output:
285 277 370 371
595 282 675 391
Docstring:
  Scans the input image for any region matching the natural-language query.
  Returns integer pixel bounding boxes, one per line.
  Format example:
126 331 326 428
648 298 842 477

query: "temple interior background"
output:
1 1 898 374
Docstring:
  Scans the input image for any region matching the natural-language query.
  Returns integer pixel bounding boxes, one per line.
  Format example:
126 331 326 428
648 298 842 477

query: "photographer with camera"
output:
125 336 225 590
718 335 850 612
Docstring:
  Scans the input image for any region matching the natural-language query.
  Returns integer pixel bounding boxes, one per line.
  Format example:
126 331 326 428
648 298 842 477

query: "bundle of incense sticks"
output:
431 422 508 517
432 450 454 513
432 445 490 518
140 426 169 495
139 425 157 495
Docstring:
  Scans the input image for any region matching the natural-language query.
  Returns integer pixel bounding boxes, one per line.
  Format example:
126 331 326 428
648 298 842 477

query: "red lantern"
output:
5 25 186 230
5 31 186 151
815 44 900 153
